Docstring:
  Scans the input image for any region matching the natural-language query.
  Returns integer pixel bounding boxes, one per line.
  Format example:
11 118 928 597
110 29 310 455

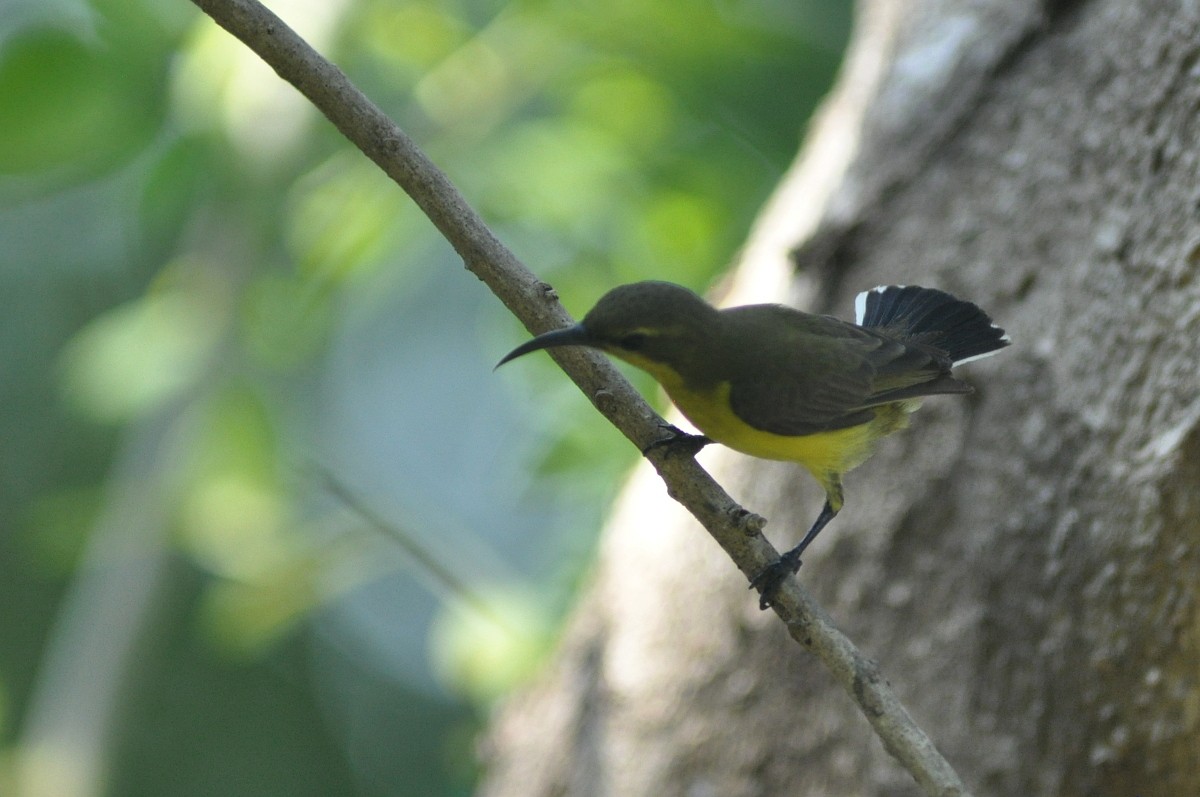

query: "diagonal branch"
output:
189 1 973 794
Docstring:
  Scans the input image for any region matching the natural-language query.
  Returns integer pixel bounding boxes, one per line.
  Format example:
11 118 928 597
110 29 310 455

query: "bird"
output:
497 280 1010 608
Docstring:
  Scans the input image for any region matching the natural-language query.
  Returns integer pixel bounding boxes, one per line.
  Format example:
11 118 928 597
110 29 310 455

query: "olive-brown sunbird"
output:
498 281 1010 607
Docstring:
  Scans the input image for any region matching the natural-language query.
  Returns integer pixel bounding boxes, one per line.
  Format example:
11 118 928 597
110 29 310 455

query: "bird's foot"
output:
641 424 712 458
749 550 803 610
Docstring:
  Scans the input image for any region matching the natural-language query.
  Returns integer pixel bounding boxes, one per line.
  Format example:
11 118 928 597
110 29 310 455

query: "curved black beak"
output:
496 324 596 368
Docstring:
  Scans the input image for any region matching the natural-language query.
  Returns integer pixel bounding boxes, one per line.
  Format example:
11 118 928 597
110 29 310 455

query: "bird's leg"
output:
749 498 839 610
641 422 712 457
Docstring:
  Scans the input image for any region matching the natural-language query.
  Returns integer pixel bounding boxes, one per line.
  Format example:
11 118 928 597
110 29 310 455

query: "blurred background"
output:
0 0 849 794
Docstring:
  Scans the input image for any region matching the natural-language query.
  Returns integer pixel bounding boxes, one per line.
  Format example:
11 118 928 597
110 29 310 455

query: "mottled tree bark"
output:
478 1 1200 795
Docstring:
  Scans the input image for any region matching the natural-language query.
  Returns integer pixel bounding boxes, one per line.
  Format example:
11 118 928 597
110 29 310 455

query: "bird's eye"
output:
619 333 648 351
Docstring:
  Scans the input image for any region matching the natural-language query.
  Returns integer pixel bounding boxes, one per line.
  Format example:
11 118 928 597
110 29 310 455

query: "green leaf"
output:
0 28 162 176
59 285 221 422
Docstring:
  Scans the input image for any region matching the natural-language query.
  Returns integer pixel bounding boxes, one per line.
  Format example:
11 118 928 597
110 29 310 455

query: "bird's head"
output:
497 281 721 384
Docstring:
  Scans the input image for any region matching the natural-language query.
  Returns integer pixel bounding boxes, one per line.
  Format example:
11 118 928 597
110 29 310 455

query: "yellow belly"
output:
682 382 899 461
663 376 913 491
614 352 918 498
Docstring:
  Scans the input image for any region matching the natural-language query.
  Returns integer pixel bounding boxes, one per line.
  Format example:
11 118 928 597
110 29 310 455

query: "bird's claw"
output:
641 424 712 457
749 551 803 610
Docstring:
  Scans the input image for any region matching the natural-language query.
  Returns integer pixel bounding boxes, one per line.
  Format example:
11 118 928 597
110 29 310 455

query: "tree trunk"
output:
478 1 1200 795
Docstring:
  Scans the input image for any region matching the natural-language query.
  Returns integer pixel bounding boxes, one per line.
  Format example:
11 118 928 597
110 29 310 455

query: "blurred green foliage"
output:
0 0 848 794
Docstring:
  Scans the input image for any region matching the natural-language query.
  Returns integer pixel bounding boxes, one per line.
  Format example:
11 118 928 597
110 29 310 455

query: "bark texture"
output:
479 1 1200 795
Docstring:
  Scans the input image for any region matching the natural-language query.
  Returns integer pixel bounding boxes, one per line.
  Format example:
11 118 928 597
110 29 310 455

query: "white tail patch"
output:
952 330 1012 365
854 285 904 326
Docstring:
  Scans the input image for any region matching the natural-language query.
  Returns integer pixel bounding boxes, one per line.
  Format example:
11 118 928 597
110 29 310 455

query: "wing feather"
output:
723 305 962 436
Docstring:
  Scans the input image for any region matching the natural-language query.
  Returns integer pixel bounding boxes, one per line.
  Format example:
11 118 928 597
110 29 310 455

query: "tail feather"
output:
855 285 1010 365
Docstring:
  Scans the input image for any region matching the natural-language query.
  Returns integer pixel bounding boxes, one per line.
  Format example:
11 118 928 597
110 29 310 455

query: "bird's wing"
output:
728 365 877 435
725 309 965 436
